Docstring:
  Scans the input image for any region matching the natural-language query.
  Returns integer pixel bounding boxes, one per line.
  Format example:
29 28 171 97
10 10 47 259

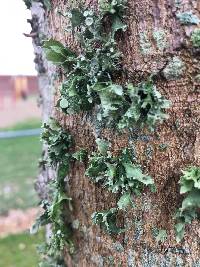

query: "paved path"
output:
0 208 40 237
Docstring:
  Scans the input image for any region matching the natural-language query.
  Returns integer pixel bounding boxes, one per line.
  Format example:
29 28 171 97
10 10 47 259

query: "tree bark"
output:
30 0 200 266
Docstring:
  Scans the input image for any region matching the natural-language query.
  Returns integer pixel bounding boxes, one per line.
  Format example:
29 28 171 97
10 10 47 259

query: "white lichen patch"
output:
163 56 185 80
140 31 152 55
153 29 168 52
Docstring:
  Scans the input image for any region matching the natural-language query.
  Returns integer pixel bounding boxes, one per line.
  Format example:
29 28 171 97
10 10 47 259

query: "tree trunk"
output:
29 0 200 266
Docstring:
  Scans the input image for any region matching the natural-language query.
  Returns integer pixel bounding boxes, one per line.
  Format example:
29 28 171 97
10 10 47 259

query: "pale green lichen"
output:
107 255 115 266
195 74 200 81
140 32 152 55
134 219 143 240
112 241 124 253
193 261 200 267
191 28 200 47
127 250 135 267
145 145 153 159
72 219 80 229
159 143 168 151
176 11 200 25
174 0 182 8
163 56 185 80
153 29 168 51
91 255 104 267
142 248 158 267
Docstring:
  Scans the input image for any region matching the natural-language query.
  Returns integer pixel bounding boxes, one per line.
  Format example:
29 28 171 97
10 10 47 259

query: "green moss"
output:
191 28 200 47
163 56 185 80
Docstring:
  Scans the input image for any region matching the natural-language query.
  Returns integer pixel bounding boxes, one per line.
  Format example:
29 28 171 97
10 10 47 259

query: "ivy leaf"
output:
117 193 134 210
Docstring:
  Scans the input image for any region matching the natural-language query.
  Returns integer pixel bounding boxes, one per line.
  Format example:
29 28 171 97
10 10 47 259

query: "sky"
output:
0 0 36 75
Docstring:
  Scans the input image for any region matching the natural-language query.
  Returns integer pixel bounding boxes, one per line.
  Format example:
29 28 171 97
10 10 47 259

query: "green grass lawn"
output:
0 231 44 267
0 119 42 214
3 118 41 131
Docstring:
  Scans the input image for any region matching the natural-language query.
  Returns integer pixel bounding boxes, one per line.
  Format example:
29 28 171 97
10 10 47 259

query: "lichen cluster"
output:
191 28 200 48
28 0 199 263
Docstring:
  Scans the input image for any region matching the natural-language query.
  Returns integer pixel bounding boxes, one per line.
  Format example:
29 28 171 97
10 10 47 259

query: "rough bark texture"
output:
31 0 200 266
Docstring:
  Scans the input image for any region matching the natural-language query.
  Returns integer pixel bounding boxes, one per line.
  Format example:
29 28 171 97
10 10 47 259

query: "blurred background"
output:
0 1 43 266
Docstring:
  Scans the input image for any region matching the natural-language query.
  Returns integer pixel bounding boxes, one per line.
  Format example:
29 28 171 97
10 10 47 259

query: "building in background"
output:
0 75 39 109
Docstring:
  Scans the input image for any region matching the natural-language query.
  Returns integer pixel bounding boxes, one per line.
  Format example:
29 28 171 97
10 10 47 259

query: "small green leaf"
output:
57 162 70 181
43 0 51 10
96 138 110 155
109 84 123 96
123 163 154 186
30 209 50 234
155 229 167 243
111 16 127 37
181 189 200 210
70 8 85 28
117 193 134 210
73 149 87 162
92 208 125 234
175 223 185 243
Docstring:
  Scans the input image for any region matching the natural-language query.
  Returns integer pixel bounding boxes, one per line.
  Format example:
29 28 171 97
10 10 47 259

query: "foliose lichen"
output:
112 241 124 253
163 56 185 80
191 28 200 48
176 11 200 25
140 32 152 55
153 29 168 51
